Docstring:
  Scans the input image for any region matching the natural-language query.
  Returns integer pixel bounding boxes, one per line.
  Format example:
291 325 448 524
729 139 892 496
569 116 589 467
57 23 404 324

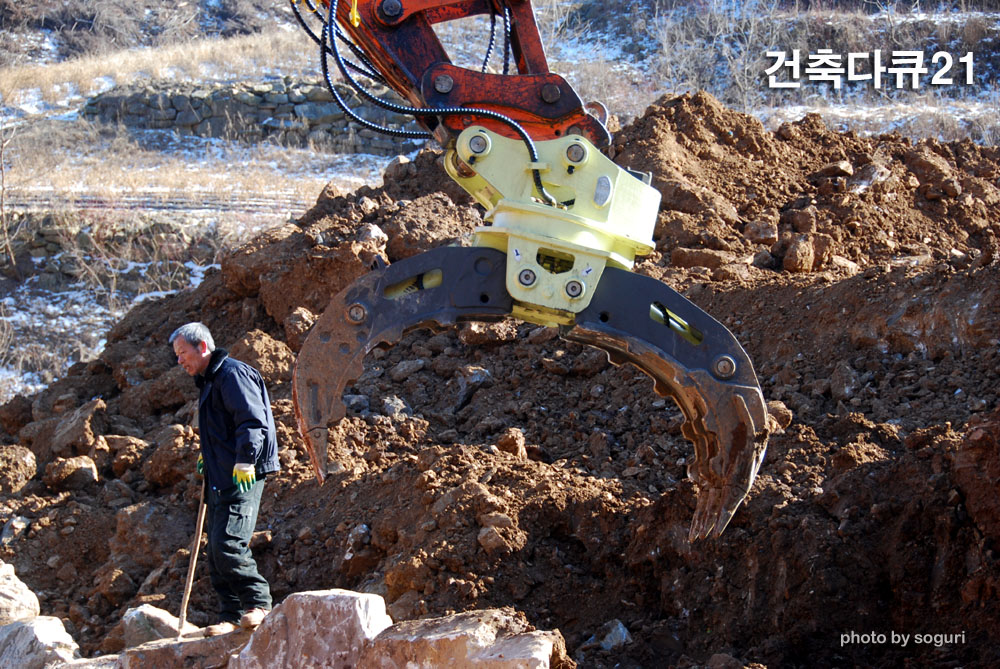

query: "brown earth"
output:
2 90 1000 667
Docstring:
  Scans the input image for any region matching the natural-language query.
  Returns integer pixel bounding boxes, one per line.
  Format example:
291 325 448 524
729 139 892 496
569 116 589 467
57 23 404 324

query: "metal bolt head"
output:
593 175 612 207
541 83 561 104
469 134 488 154
434 74 454 94
712 355 737 380
518 269 537 286
346 303 367 324
565 280 584 298
566 143 585 163
381 0 403 18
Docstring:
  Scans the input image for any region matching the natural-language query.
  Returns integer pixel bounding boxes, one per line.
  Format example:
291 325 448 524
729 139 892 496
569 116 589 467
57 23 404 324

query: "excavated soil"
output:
3 91 1000 667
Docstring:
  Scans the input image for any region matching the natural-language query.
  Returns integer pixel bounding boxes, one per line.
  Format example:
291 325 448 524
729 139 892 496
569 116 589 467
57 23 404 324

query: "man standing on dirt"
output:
169 322 280 636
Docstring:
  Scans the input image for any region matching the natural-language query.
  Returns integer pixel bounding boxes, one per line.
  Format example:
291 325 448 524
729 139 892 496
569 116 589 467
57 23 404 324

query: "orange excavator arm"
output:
296 0 610 145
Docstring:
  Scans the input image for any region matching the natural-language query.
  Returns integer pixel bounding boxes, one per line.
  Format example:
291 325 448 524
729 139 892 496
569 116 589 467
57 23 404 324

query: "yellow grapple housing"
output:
444 127 661 326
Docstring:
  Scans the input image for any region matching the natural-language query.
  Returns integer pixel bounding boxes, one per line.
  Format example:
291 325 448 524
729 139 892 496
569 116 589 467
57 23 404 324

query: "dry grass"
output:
0 203 268 404
46 208 212 312
0 113 18 270
0 27 315 106
0 303 12 361
3 118 332 220
645 1 1000 142
760 91 1000 143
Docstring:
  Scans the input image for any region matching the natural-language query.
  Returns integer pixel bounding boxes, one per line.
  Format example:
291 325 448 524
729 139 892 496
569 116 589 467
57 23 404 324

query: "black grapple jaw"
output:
293 247 769 542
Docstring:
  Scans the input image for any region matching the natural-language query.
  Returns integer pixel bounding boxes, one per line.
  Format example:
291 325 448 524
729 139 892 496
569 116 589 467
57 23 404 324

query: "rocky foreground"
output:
2 91 1000 667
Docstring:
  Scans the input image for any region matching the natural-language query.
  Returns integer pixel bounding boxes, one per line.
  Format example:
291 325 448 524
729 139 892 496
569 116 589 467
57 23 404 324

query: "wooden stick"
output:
178 478 207 637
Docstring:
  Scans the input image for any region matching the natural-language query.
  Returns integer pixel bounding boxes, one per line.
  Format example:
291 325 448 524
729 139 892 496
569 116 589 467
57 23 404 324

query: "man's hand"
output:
233 463 256 492
196 455 204 476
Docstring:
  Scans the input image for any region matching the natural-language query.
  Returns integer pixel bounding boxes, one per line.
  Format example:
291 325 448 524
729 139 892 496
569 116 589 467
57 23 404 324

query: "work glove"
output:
233 463 256 493
196 454 204 476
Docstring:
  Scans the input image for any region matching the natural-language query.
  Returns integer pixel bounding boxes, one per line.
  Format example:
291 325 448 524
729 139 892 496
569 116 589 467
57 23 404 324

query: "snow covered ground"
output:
0 119 398 403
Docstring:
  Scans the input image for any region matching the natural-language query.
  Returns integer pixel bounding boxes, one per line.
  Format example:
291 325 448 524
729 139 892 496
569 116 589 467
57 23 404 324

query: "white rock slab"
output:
121 604 198 648
358 609 568 668
0 561 40 625
0 616 79 669
230 588 393 669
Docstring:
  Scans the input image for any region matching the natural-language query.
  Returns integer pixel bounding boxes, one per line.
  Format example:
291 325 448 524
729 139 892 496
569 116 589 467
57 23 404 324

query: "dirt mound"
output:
2 91 1000 667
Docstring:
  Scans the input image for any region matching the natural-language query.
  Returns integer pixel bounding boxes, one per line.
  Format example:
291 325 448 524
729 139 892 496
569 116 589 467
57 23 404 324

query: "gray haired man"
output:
170 322 280 635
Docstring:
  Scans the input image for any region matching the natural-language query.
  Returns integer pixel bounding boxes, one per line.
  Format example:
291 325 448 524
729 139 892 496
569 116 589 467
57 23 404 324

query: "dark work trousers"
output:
204 479 272 623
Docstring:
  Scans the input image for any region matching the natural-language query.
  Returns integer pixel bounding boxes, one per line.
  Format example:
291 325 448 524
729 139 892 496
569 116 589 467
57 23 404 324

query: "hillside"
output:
0 0 283 65
2 91 1000 666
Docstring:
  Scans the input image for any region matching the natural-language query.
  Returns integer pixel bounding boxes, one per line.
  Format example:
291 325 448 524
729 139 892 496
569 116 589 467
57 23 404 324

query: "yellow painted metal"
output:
443 126 661 320
383 269 444 300
476 220 610 324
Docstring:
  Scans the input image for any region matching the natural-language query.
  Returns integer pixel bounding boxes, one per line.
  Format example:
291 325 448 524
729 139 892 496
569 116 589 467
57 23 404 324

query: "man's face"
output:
173 338 211 376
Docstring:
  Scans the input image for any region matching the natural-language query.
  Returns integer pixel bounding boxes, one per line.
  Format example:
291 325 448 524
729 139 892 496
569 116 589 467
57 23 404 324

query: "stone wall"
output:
81 78 425 156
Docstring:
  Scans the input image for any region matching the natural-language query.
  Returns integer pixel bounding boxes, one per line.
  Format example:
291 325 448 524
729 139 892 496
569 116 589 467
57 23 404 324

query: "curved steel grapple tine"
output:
292 246 513 482
562 267 770 541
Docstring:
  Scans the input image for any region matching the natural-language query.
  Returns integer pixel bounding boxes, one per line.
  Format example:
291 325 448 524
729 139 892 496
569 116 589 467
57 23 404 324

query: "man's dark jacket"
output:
195 349 280 490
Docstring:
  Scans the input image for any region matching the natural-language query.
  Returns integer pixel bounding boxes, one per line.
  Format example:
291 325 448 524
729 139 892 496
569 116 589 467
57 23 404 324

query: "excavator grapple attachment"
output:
294 247 768 541
290 0 770 541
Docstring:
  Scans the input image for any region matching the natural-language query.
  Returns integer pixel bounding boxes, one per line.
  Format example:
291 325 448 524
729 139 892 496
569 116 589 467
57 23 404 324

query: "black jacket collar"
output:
195 348 229 388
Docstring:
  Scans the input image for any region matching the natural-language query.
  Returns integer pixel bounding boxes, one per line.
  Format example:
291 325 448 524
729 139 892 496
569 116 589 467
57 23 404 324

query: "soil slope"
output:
2 91 1000 668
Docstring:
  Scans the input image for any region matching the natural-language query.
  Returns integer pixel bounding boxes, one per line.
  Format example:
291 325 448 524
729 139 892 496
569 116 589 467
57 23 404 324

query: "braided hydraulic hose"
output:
481 6 497 73
290 0 385 82
501 3 512 75
483 1 513 75
319 24 431 140
323 0 557 205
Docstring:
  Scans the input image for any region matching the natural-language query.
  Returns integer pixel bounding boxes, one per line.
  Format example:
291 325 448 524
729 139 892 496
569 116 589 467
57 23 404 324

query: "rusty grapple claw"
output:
293 248 768 541
563 266 769 541
292 246 514 481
